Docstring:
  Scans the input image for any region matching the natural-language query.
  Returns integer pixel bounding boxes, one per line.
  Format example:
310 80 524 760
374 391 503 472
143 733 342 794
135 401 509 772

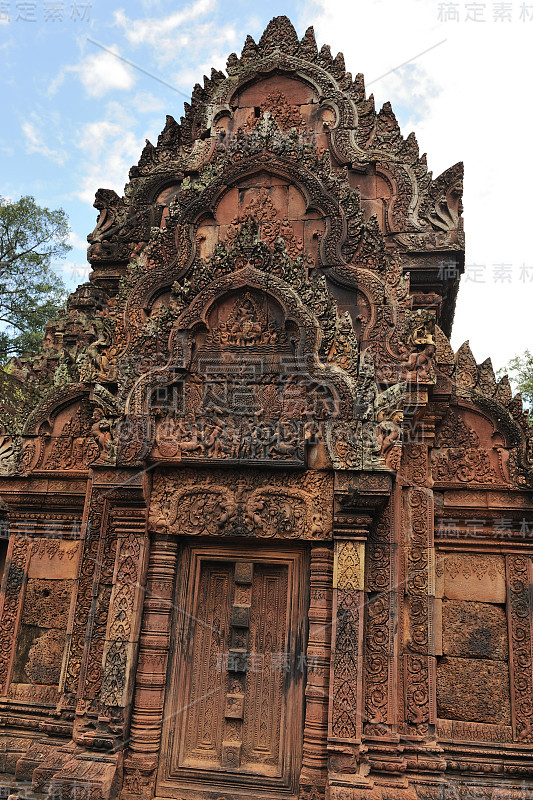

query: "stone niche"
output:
435 552 511 725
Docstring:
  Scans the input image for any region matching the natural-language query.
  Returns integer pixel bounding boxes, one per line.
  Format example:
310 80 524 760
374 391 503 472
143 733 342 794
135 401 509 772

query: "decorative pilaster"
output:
299 546 334 800
326 472 392 798
0 534 30 694
362 487 407 780
399 441 436 740
329 534 366 743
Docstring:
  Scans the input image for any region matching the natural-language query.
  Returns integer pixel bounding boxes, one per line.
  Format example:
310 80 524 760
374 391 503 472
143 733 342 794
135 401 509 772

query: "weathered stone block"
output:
441 600 508 660
437 656 511 724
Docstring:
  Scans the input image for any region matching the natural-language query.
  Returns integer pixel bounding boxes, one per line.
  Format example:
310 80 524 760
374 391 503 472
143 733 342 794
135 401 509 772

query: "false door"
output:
157 543 308 799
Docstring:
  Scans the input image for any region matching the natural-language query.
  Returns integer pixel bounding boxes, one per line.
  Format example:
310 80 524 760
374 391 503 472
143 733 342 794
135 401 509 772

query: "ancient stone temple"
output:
1 15 533 800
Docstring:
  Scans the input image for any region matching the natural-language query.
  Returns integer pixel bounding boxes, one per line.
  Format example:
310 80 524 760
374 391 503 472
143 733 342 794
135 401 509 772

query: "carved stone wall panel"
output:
436 656 511 724
431 407 508 486
0 526 82 707
11 578 73 687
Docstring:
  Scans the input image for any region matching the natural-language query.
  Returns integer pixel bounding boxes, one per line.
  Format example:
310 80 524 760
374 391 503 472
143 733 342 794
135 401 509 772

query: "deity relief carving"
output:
400 309 437 382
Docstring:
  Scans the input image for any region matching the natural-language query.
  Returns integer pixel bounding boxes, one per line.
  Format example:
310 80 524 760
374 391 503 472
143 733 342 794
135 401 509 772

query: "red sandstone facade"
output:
0 16 532 800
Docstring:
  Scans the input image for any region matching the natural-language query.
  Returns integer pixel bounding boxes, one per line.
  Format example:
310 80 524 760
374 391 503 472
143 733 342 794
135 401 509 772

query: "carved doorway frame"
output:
156 540 309 800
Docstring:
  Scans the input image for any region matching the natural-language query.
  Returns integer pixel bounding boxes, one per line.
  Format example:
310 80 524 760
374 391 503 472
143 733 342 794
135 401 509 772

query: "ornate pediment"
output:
8 14 533 485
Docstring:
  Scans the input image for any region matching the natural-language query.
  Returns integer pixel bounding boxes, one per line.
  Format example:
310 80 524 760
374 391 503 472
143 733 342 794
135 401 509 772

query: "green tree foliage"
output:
0 195 70 360
500 350 533 406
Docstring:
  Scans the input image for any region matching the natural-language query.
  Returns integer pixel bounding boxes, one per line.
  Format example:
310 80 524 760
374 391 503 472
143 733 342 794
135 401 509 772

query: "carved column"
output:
326 472 392 799
299 546 333 799
122 533 178 800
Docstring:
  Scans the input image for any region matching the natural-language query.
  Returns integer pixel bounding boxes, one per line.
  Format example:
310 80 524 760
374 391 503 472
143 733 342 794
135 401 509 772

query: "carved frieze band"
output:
329 539 365 742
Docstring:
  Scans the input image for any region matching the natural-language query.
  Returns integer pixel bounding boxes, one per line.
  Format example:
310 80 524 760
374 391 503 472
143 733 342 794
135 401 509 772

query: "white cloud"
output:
131 91 166 113
113 1 239 71
74 45 136 97
302 1 533 372
114 0 216 47
50 44 136 98
22 117 66 165
72 103 151 205
68 231 88 250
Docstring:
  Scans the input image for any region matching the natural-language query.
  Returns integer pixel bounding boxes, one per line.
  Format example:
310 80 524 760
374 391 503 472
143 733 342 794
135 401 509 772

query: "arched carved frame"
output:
123 154 351 332
125 264 357 422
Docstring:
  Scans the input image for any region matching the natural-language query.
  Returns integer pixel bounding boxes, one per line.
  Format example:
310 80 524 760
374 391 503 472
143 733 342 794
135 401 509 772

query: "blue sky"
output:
1 0 532 372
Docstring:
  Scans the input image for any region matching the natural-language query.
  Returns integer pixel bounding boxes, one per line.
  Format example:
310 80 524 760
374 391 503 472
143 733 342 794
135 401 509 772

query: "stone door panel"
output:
157 543 308 799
